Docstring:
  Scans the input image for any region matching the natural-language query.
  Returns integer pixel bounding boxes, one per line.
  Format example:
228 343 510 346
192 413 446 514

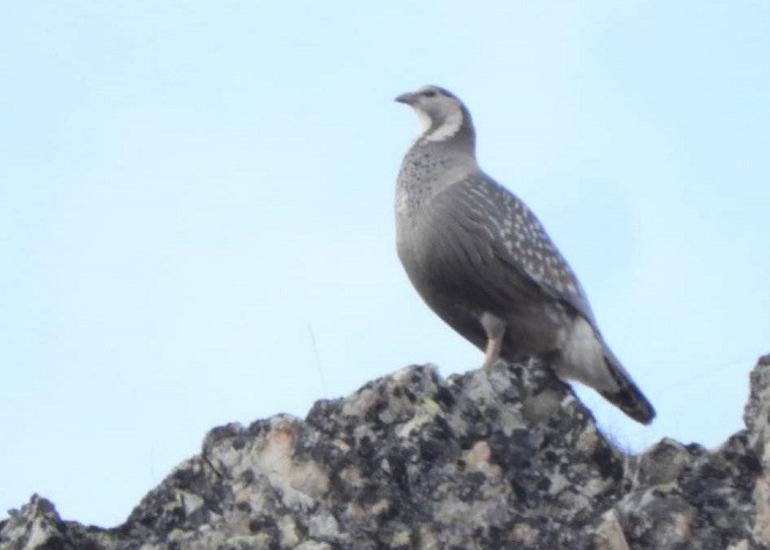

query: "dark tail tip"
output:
599 383 656 425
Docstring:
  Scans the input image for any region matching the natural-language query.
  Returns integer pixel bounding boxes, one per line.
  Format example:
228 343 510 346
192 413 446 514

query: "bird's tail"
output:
599 354 656 425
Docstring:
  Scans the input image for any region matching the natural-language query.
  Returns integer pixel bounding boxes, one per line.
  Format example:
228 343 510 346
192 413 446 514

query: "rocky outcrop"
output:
3 355 770 549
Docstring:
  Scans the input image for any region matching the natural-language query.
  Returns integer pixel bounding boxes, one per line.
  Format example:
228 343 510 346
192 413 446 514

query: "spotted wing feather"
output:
427 173 597 324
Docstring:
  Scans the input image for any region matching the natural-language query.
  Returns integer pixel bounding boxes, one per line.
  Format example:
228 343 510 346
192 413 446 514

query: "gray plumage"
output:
394 85 655 424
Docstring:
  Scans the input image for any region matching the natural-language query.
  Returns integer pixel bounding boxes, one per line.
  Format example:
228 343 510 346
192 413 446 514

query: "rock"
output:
744 354 770 466
0 494 107 550
2 356 770 549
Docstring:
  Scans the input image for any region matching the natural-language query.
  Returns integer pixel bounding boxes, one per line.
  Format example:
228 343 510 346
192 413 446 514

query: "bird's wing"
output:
426 173 597 324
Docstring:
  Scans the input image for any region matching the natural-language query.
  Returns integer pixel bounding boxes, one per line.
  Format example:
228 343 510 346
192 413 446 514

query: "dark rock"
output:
3 356 770 549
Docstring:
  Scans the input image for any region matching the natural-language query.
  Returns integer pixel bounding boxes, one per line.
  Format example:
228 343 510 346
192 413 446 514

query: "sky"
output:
1 1 769 528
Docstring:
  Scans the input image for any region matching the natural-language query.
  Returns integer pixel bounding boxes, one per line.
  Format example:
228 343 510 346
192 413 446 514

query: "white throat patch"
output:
416 109 432 135
426 107 463 142
414 105 464 142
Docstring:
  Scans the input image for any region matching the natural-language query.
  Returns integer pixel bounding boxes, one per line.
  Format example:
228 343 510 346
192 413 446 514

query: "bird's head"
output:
396 85 474 144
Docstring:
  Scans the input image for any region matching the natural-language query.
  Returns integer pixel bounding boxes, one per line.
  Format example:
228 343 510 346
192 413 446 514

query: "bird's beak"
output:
395 92 417 105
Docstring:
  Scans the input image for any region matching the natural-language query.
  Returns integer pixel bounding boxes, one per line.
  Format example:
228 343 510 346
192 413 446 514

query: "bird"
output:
394 85 655 425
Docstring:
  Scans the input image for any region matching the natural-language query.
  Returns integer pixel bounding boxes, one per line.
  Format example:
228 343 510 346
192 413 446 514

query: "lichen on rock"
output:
3 356 770 549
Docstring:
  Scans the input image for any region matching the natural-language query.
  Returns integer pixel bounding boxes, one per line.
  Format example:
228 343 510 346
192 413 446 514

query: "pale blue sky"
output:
1 2 769 527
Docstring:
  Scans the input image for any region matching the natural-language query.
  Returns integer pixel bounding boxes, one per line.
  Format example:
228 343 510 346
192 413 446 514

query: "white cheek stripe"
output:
426 107 463 142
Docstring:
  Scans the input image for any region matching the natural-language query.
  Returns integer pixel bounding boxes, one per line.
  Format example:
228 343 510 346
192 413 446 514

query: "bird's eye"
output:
422 90 437 98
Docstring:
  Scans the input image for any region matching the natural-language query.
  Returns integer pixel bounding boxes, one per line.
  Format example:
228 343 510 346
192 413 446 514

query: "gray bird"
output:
394 85 655 424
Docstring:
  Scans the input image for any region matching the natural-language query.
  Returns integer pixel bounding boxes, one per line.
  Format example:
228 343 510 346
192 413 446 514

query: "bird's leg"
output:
480 312 506 369
481 337 502 369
